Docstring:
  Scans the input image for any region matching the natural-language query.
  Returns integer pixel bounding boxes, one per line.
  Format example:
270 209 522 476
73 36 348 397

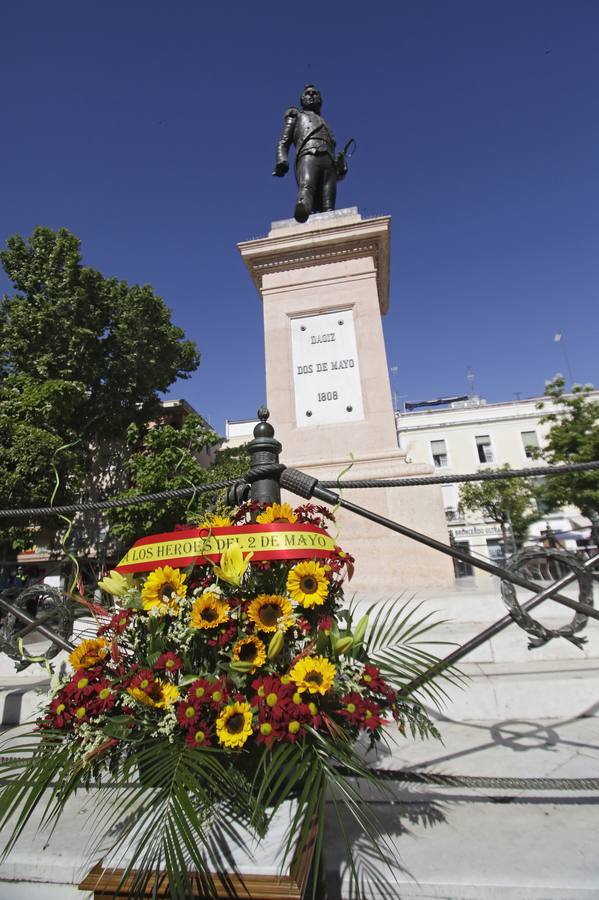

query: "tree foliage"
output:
536 375 599 539
459 466 539 551
0 226 200 549
105 420 252 548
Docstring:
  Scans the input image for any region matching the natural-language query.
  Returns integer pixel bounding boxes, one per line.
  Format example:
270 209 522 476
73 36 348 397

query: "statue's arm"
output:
273 107 298 177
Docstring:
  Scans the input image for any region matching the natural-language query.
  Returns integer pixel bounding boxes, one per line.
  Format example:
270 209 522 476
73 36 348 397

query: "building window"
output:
521 430 539 458
452 541 473 578
486 538 505 564
442 484 460 521
430 439 448 468
475 434 494 464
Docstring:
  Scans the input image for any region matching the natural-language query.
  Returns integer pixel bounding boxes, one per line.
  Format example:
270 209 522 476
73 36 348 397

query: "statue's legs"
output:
295 153 336 222
320 163 337 213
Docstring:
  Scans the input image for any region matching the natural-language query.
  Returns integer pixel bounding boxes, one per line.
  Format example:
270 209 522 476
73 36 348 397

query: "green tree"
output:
459 466 540 554
106 425 251 548
536 375 599 543
106 416 219 546
0 226 199 549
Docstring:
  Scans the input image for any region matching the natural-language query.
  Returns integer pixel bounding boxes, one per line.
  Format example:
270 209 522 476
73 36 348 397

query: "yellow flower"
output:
198 514 233 528
289 656 336 695
216 701 253 749
212 543 254 586
287 561 330 608
256 503 297 524
232 635 266 672
97 570 133 597
127 680 179 708
190 592 230 629
247 594 293 633
141 566 187 615
69 638 109 670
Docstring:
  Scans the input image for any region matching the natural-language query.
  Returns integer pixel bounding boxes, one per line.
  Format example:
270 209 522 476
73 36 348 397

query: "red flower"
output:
176 699 201 728
297 618 312 634
360 665 396 703
98 609 133 636
72 704 91 726
251 676 293 720
155 652 183 674
129 669 155 694
338 692 367 726
89 680 117 714
254 713 284 747
187 678 212 704
41 694 72 729
207 677 229 708
64 671 98 700
282 718 306 743
185 723 212 748
317 616 334 633
360 699 386 731
207 621 237 648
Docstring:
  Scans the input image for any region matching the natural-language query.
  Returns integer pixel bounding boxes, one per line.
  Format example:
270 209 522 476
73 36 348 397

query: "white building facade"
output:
396 394 597 577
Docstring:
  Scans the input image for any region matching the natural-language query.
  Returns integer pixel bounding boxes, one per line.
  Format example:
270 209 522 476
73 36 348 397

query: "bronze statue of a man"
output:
273 85 349 223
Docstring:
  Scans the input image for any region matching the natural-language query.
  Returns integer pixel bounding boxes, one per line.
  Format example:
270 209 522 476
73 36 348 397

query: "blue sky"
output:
1 2 597 434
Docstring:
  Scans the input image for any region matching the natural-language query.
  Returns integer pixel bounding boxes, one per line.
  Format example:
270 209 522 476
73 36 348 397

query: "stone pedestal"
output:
238 209 453 592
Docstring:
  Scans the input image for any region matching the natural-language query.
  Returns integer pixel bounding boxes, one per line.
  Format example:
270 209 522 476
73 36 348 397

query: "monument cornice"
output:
238 214 390 314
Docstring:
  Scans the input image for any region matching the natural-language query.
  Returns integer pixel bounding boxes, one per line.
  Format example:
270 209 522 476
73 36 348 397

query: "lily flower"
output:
212 543 254 586
98 570 132 597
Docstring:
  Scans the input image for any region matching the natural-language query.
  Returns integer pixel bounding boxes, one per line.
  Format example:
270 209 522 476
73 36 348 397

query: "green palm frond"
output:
362 596 464 706
0 729 263 900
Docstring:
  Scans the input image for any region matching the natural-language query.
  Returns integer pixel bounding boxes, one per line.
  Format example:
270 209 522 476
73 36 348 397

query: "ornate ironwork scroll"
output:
501 547 594 649
0 585 75 670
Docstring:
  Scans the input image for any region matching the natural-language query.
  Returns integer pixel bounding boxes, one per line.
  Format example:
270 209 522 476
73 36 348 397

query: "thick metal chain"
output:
0 461 597 522
361 771 599 791
320 459 599 489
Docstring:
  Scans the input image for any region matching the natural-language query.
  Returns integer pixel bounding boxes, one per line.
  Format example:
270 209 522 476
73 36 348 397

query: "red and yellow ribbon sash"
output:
116 523 339 574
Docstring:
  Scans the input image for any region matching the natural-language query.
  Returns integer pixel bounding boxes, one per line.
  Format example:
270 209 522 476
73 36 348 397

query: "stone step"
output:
440 657 599 720
323 714 599 898
324 797 599 899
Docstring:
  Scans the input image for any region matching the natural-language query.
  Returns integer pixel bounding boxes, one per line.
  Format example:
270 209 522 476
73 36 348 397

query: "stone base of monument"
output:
281 451 454 594
238 208 455 592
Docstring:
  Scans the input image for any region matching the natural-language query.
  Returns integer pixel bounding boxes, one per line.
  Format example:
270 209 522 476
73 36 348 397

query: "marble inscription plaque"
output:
290 309 364 427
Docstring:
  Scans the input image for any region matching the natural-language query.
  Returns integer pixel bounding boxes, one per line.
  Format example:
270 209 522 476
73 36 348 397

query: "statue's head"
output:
300 84 322 113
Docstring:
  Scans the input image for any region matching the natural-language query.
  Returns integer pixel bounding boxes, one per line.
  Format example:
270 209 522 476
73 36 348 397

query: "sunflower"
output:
289 656 336 695
141 566 187 615
127 679 179 708
198 514 233 528
232 635 266 671
69 638 109 670
190 592 230 629
287 560 330 608
247 594 293 633
256 502 297 524
215 701 253 749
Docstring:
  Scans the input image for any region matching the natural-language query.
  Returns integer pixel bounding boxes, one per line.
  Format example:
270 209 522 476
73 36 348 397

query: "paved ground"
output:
324 712 599 898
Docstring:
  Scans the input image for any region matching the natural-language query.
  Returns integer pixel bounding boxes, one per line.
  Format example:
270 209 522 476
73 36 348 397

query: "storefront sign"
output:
451 524 502 538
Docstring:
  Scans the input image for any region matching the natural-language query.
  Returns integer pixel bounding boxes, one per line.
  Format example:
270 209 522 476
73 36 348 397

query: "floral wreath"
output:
1 502 444 899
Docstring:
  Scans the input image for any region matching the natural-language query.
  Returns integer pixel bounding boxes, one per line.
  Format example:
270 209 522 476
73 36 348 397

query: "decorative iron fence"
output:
0 407 597 683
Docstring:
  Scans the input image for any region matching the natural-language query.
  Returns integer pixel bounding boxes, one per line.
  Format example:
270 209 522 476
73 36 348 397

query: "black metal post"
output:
246 408 282 509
